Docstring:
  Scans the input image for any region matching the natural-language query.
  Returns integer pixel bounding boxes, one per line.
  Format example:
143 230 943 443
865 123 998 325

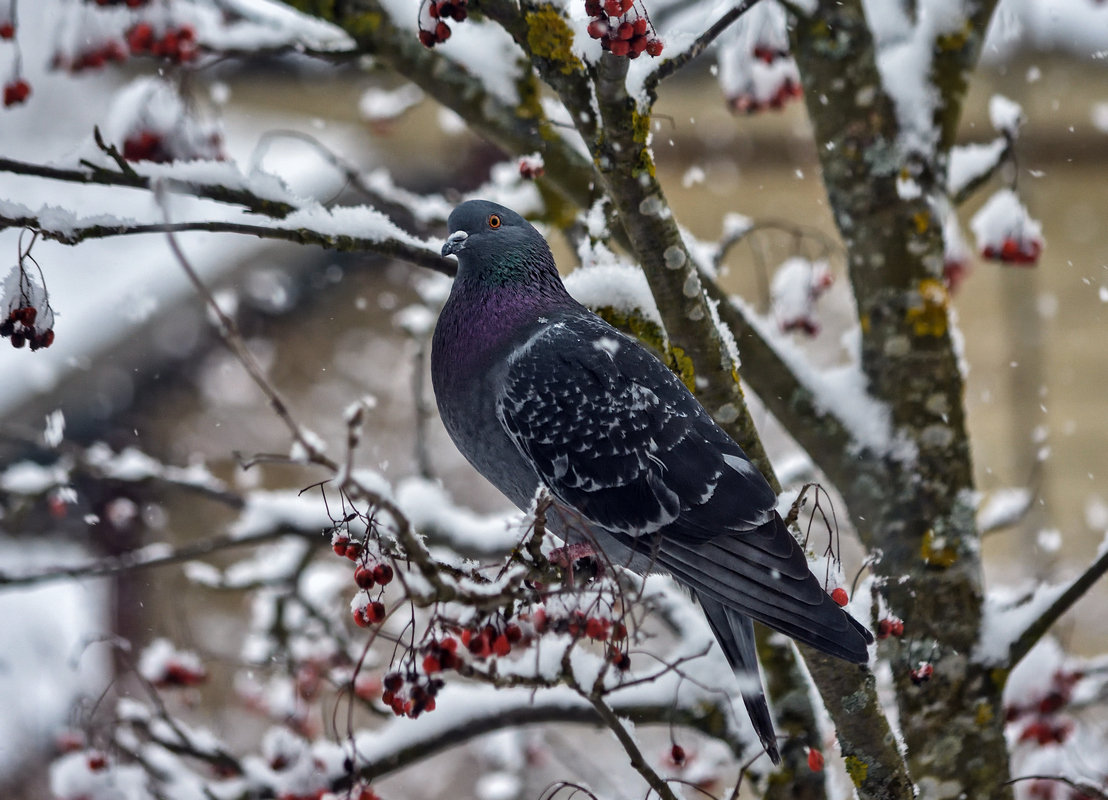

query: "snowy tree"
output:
1 1 1107 800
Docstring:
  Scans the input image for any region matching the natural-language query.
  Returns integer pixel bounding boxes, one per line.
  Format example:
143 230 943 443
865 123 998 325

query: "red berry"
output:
633 18 648 36
0 22 14 39
617 21 634 40
428 2 440 17
493 634 511 657
372 563 394 585
645 38 663 57
585 618 608 640
586 19 608 39
620 0 633 11
629 35 647 56
127 22 154 53
354 565 375 589
87 752 108 772
505 624 522 643
532 608 548 633
807 747 824 772
353 607 371 627
418 29 436 48
609 38 630 56
3 79 30 107
611 622 628 640
422 654 442 674
830 587 849 606
435 21 451 42
612 651 631 671
384 672 403 692
603 0 622 15
367 601 386 623
441 637 458 653
670 744 686 765
585 0 602 14
910 662 933 685
344 542 362 560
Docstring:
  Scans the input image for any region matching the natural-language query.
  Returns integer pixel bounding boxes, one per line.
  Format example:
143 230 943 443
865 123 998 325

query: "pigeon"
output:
431 199 872 764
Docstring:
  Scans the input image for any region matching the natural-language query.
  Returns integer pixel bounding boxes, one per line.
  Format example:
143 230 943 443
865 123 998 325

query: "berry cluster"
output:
64 41 128 72
876 616 904 639
585 0 663 58
1 305 54 350
518 154 545 180
417 0 467 48
381 670 443 719
1006 668 1082 748
126 22 198 63
909 662 933 685
981 236 1042 265
3 79 30 107
728 73 801 114
149 658 207 688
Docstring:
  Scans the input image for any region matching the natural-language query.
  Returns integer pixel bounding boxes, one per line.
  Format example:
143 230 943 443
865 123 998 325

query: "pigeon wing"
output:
496 313 873 663
496 314 776 539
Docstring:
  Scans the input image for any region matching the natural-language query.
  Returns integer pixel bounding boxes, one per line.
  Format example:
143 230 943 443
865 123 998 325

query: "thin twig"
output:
647 0 765 89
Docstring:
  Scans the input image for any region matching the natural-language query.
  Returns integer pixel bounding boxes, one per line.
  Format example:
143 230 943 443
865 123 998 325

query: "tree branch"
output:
0 155 298 218
0 212 454 275
646 0 764 89
1007 545 1108 667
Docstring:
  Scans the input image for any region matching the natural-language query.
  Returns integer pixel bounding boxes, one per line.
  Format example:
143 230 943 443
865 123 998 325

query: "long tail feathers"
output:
696 593 782 765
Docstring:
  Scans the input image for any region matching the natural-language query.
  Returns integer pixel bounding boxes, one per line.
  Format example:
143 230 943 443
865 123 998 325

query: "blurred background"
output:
1 1 1106 797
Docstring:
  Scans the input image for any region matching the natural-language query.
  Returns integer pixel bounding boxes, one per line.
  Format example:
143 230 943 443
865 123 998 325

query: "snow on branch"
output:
988 538 1108 668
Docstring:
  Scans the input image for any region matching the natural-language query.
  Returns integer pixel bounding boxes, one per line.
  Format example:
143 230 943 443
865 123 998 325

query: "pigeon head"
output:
441 200 559 289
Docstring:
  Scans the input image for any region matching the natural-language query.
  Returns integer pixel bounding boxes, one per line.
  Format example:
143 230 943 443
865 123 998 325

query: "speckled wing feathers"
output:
497 313 776 538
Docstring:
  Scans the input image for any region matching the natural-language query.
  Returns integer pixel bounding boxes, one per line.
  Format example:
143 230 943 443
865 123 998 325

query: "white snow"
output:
394 477 523 554
565 263 664 329
977 487 1033 532
988 94 1025 136
970 188 1043 254
975 582 1069 664
0 538 110 781
948 138 1008 197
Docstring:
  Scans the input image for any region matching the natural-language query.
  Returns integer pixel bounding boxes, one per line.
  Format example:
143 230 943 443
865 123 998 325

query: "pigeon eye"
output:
488 214 501 229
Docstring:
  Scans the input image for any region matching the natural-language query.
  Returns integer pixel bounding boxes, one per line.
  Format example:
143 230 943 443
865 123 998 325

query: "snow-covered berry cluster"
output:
2 263 56 350
771 257 833 337
417 0 467 48
585 0 663 58
970 188 1044 266
518 153 545 180
718 1 802 114
107 77 225 163
138 638 208 688
1006 667 1082 747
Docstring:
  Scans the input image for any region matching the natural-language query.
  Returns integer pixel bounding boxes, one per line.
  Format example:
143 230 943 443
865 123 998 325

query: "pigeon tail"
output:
697 594 781 765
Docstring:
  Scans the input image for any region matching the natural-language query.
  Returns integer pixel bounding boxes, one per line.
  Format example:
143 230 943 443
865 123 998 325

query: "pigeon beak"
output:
442 230 468 257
